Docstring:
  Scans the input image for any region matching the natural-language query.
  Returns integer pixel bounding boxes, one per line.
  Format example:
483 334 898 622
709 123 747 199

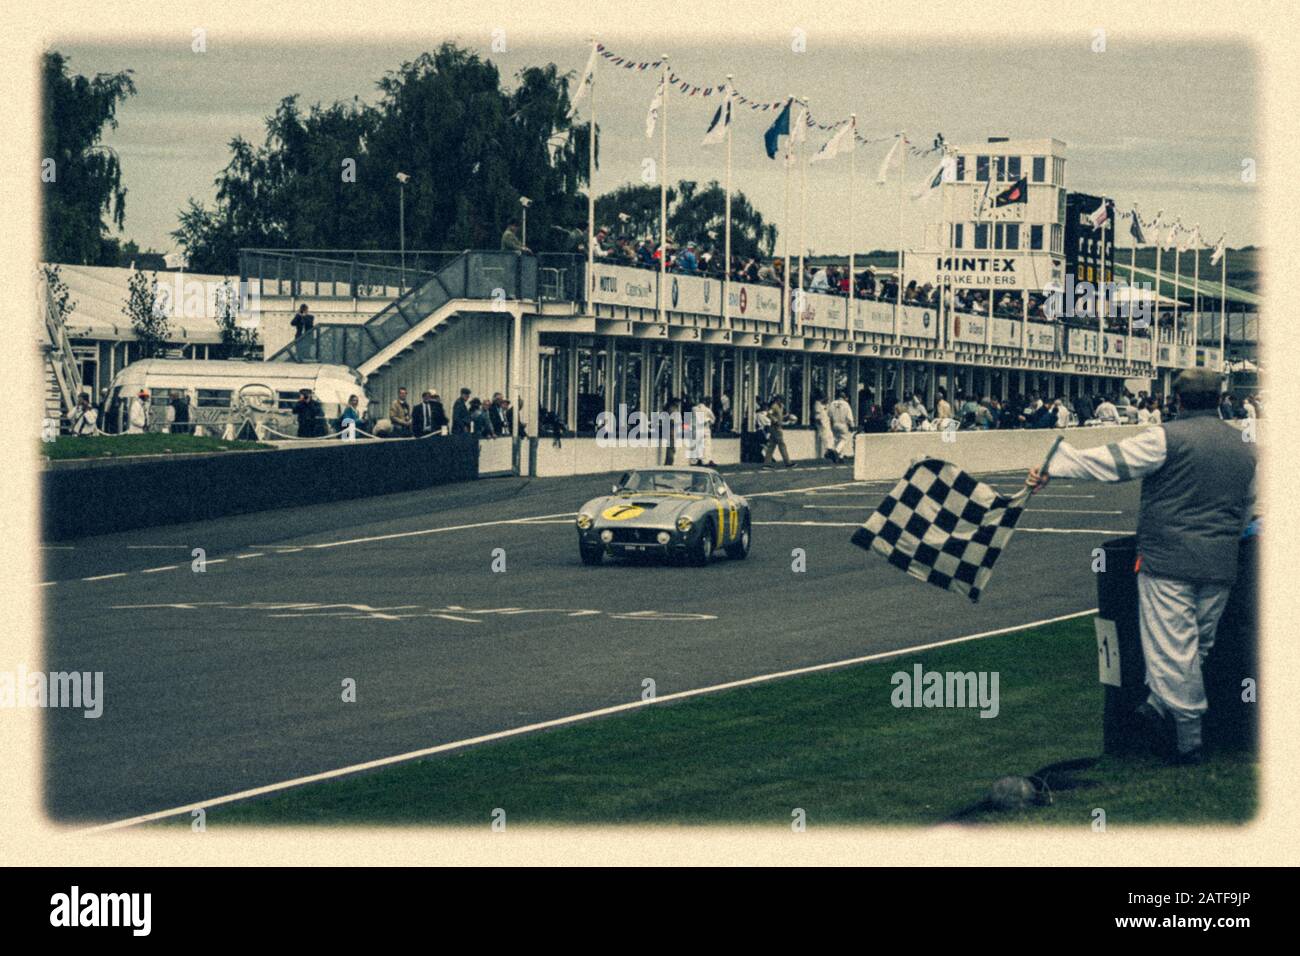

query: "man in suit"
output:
412 389 449 437
451 388 473 434
488 392 508 436
388 387 413 437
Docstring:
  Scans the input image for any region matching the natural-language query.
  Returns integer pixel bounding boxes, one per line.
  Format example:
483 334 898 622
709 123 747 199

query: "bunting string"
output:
593 42 942 154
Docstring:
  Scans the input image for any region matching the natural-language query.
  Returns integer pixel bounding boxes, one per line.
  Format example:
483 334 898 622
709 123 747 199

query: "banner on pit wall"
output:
589 263 658 309
666 273 722 316
727 281 783 323
850 301 938 340
795 291 848 329
1068 328 1125 359
1024 322 1056 352
1128 336 1153 363
1156 341 1196 368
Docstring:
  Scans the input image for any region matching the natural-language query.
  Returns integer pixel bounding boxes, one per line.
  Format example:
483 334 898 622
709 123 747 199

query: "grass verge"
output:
43 433 272 461
181 616 1256 828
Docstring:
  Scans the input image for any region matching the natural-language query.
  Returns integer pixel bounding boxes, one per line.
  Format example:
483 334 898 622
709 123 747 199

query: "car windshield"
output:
618 470 711 494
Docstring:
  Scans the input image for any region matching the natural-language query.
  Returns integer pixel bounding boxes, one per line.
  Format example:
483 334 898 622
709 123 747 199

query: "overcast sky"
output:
59 35 1259 255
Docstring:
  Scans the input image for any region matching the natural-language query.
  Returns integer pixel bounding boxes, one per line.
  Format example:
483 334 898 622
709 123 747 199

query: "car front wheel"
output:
688 522 715 567
724 517 751 560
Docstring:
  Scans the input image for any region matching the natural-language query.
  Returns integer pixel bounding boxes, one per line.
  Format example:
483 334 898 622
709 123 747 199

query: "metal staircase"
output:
38 277 83 424
268 251 537 374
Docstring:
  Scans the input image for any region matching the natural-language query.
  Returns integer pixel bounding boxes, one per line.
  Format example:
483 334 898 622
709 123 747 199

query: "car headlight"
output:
676 516 693 533
656 531 671 544
600 529 614 543
576 512 593 530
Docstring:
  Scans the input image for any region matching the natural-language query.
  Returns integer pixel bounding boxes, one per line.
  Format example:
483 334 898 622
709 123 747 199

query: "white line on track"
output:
141 565 179 574
77 607 1098 833
81 573 127 582
754 520 1126 534
1020 508 1122 515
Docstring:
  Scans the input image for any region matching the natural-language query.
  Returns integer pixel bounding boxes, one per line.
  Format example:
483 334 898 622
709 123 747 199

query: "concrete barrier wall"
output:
533 437 743 477
43 435 480 540
853 425 1151 481
477 436 515 475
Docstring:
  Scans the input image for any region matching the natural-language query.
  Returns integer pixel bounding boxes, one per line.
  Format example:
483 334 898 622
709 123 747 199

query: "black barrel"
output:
1203 534 1259 753
1095 535 1147 755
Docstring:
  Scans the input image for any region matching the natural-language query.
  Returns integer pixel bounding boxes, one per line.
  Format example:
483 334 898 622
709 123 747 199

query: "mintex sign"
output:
910 253 1054 291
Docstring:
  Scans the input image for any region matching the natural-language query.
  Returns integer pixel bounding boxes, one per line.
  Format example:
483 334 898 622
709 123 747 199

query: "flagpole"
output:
1193 226 1201 359
798 97 807 307
1175 222 1185 353
586 37 597 306
848 114 856 327
895 135 905 343
1219 241 1227 370
723 74 733 332
1096 206 1107 362
1159 218 1170 371
658 54 668 327
1127 210 1136 347
782 99 792 337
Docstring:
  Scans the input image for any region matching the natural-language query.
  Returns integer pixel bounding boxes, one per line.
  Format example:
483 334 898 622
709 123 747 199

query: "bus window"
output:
196 389 233 408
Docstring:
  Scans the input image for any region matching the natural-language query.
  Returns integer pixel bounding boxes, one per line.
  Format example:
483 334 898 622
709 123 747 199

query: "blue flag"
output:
764 98 792 160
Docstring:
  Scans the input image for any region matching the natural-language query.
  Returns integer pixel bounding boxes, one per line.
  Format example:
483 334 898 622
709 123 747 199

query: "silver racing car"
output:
575 467 752 566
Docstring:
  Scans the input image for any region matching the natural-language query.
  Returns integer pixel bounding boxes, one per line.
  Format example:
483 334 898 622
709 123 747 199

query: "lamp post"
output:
396 172 410 291
520 195 532 248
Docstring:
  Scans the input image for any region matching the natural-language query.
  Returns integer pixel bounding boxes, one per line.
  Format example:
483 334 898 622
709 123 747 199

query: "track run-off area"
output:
41 461 1138 824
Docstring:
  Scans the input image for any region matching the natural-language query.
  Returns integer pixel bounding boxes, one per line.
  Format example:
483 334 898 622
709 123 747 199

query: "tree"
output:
123 268 170 358
215 278 261 360
41 51 137 265
40 264 78 322
595 179 777 260
174 43 595 273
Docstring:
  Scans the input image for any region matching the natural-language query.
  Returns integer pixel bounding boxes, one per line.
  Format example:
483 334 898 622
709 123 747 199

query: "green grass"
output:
42 433 272 461
187 617 1256 828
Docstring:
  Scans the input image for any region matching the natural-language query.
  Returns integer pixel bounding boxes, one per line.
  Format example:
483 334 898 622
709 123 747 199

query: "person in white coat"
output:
690 397 717 466
811 390 838 463
127 390 151 434
827 391 856 462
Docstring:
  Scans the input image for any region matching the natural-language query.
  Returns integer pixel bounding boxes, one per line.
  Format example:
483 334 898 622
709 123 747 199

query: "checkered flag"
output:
850 458 1034 603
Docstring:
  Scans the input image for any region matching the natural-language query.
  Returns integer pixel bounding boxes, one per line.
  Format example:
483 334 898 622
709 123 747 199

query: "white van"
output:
104 359 368 438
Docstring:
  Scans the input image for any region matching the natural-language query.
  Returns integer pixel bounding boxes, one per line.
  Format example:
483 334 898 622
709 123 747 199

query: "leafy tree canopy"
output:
41 51 137 265
174 44 596 273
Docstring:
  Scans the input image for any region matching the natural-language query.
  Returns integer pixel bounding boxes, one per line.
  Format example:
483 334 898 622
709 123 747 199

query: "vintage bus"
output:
102 359 369 437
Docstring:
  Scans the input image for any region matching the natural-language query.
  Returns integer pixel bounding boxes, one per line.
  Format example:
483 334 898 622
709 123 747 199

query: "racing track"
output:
41 459 1139 823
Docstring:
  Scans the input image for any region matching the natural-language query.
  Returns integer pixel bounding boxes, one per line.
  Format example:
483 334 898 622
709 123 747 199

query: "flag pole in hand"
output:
1028 435 1064 494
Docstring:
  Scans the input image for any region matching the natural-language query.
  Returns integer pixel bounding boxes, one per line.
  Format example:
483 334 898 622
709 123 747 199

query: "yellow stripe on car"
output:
715 503 725 548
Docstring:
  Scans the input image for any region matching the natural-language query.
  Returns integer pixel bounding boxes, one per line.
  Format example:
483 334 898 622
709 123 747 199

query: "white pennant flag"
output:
1177 224 1199 253
876 135 904 184
645 76 664 139
911 152 956 201
1162 219 1181 251
701 84 733 146
809 122 855 164
567 43 599 119
1210 234 1227 266
790 103 808 144
1088 200 1110 229
784 102 808 167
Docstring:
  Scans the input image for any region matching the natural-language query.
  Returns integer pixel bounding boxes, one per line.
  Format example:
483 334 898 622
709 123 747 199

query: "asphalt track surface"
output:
41 457 1140 823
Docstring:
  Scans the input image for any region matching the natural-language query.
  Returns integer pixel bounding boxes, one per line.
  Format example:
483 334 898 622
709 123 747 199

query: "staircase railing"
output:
39 279 83 418
267 251 539 368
